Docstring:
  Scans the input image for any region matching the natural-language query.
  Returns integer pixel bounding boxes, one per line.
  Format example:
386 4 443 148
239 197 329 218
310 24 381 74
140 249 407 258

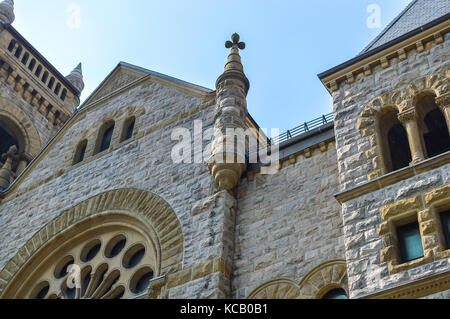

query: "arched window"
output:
73 140 88 165
14 45 22 58
41 71 49 83
21 52 29 65
28 58 36 71
379 110 412 172
416 95 450 158
322 288 348 300
61 88 67 101
121 117 135 142
0 117 25 172
7 39 16 52
54 83 61 95
35 65 42 77
48 77 55 90
0 124 18 164
97 122 115 153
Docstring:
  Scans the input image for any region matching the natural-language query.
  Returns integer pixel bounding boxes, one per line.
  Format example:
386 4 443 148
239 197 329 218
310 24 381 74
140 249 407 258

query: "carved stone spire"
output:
0 145 18 189
66 63 85 93
0 0 14 25
209 33 249 191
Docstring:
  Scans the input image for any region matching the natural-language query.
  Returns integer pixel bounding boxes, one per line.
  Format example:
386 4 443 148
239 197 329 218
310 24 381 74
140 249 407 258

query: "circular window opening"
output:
122 244 146 269
31 282 50 299
54 256 75 279
80 239 102 263
105 235 127 259
130 267 154 294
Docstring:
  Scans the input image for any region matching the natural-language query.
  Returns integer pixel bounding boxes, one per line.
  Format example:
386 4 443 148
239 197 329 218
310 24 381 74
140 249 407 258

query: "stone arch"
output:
246 259 348 300
357 91 402 133
0 97 41 158
298 259 348 299
0 188 184 298
247 278 301 299
404 73 449 105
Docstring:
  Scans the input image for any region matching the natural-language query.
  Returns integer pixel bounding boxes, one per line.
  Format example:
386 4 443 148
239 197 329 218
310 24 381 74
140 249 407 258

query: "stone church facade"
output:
0 0 449 299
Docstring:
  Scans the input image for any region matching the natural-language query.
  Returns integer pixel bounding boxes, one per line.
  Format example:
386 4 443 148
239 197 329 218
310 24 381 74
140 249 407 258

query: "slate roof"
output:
361 0 450 54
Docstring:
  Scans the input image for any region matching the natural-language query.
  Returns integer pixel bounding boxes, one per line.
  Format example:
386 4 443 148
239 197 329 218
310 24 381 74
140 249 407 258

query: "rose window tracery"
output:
27 228 157 299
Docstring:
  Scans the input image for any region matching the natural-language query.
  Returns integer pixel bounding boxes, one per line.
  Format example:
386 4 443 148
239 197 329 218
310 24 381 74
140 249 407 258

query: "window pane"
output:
441 210 450 250
322 288 347 299
397 222 424 263
100 126 114 152
126 120 135 140
388 124 412 171
424 109 450 158
78 145 86 163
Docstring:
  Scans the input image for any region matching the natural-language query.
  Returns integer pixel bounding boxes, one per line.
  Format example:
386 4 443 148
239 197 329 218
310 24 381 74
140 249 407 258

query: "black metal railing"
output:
270 113 334 145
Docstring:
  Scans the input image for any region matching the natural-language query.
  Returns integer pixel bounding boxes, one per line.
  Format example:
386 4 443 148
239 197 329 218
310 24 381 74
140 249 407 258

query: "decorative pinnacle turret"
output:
0 0 14 25
66 63 85 93
209 33 250 192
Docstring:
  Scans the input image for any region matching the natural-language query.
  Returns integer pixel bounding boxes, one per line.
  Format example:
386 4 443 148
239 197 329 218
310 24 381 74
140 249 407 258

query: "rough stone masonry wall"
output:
0 77 238 298
332 33 450 298
232 144 344 298
342 164 450 298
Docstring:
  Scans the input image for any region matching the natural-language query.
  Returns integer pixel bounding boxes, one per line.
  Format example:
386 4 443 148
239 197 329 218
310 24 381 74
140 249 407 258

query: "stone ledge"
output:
360 269 450 299
335 151 450 204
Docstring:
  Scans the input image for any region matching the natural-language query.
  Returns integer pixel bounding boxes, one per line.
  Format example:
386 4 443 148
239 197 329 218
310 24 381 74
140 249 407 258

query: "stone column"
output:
436 93 450 135
0 145 18 189
398 107 426 165
208 33 249 191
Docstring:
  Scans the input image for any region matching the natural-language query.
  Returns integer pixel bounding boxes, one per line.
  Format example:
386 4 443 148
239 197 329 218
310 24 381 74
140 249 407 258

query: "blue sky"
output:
13 0 411 134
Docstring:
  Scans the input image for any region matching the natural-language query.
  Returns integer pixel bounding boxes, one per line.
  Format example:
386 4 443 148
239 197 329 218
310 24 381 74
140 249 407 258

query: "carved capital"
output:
398 108 418 124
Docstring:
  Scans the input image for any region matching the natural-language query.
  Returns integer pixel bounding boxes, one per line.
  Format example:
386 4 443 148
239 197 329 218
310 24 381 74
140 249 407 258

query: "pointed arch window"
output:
97 122 115 154
48 77 55 90
61 88 67 101
54 83 61 95
322 288 348 300
35 65 43 77
7 39 16 52
42 71 49 83
14 46 22 58
121 117 135 142
379 110 412 173
415 95 450 158
73 140 88 165
21 52 29 65
28 59 36 71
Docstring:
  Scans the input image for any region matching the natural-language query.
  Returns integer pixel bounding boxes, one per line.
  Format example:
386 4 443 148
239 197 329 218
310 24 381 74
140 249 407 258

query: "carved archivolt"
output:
357 71 450 180
247 259 348 299
0 188 183 299
246 278 301 299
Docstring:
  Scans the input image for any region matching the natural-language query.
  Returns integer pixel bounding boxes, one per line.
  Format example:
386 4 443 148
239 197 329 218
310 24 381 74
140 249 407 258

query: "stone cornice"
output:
319 19 450 94
0 49 72 118
335 151 450 204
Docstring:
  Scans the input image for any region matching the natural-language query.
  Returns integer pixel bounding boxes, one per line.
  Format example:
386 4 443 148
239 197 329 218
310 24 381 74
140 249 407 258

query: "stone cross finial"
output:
222 33 247 75
225 33 246 50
